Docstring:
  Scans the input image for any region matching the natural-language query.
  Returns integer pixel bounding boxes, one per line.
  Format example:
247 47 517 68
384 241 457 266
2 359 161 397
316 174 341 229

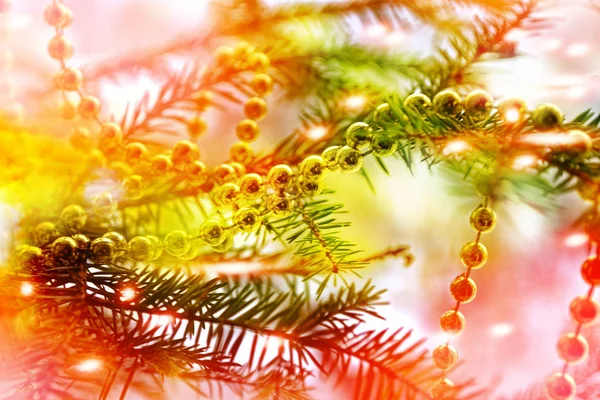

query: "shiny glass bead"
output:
89 238 117 264
569 296 600 326
371 133 398 157
200 220 227 246
251 73 273 96
433 90 462 116
440 310 465 335
51 237 78 265
244 97 268 121
460 241 487 269
92 193 118 217
185 160 207 186
48 35 73 60
298 178 323 196
498 97 527 123
336 146 363 173
230 142 253 164
98 123 123 152
230 162 246 177
18 246 43 267
450 274 477 303
236 119 260 142
187 116 207 139
102 232 127 252
128 236 155 262
268 164 294 189
122 175 144 200
567 130 592 153
345 122 372 149
322 146 340 171
164 230 192 257
213 164 237 185
300 155 325 181
71 234 90 250
151 154 174 176
532 103 563 131
60 204 87 232
218 183 240 206
147 235 163 260
125 142 149 164
234 208 261 232
172 140 200 167
469 206 496 233
178 242 198 260
545 373 576 400
557 333 589 364
44 3 71 28
214 46 234 66
404 93 431 112
34 222 60 246
464 89 494 121
240 173 264 198
69 127 92 151
78 96 101 119
268 192 294 215
57 67 83 92
212 233 233 253
581 256 600 285
108 162 131 181
247 52 270 71
430 378 455 400
373 102 394 122
432 344 458 370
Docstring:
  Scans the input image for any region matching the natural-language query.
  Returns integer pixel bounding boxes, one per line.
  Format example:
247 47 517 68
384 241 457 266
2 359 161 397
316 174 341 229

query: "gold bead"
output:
371 133 398 157
34 222 60 246
440 310 465 335
128 236 155 262
345 122 372 149
212 233 233 253
545 373 576 400
557 333 589 364
336 146 363 173
89 237 116 264
98 123 123 152
71 234 90 251
178 241 198 260
450 274 477 303
234 208 261 232
185 160 207 186
268 192 294 215
244 97 268 121
240 173 264 198
164 230 192 257
48 35 73 60
51 236 78 265
298 178 323 196
498 97 527 123
200 220 227 246
230 162 246 177
192 90 214 112
460 241 487 269
464 89 493 121
322 146 340 171
61 101 77 120
92 193 117 217
567 130 592 153
151 154 174 176
213 164 237 185
230 142 253 164
187 116 207 139
122 175 144 200
78 96 101 119
147 235 163 260
69 127 92 151
236 119 260 142
60 204 87 232
250 73 273 96
581 256 600 285
57 67 83 92
433 89 462 117
214 46 234 66
300 155 325 181
569 296 600 326
404 93 431 112
18 246 43 267
373 102 393 122
268 164 294 189
532 103 563 130
102 231 127 253
469 206 496 233
44 3 71 27
233 42 254 61
247 52 270 71
125 142 149 165
218 183 240 206
432 344 458 370
172 140 200 168
430 378 455 400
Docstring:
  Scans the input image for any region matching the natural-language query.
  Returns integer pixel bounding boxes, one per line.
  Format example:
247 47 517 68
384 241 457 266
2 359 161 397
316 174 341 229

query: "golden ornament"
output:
300 155 325 181
44 3 71 28
430 379 455 400
267 164 294 189
71 234 90 251
102 232 127 254
34 222 60 247
321 146 340 171
212 233 233 253
69 127 92 151
187 116 207 139
567 130 592 153
460 241 487 269
268 192 294 215
345 122 372 149
298 178 323 197
192 90 214 112
185 160 207 186
240 173 264 198
164 230 192 257
18 246 43 267
147 235 163 260
432 344 458 370
251 73 273 97
172 140 200 168
89 238 117 264
439 310 465 335
469 206 496 233
78 96 101 119
51 236 78 265
98 122 123 152
151 154 174 176
48 35 73 60
244 97 268 121
498 97 527 123
88 149 107 167
122 175 144 200
230 142 253 164
234 208 261 232
450 274 477 303
60 204 87 232
464 89 493 121
230 162 246 177
247 52 270 71
403 93 431 112
336 146 363 173
213 164 237 185
57 67 83 92
218 183 240 206
125 142 149 164
433 89 462 117
92 193 118 217
236 119 260 142
371 133 398 157
214 46 234 66
200 220 227 246
531 103 563 131
373 102 393 122
128 236 155 262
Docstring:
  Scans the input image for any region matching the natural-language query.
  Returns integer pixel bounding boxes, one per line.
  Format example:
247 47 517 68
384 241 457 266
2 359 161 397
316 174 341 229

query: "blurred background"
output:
2 0 600 398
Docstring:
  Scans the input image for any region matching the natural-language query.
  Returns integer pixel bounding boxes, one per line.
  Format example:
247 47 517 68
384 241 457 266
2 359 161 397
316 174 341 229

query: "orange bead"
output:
236 119 260 142
569 296 599 326
69 127 92 151
78 95 101 119
432 344 458 370
545 373 576 400
172 140 200 167
48 35 73 61
244 97 267 121
581 256 600 285
460 241 487 269
44 3 71 28
440 310 465 335
99 122 123 151
557 333 588 364
213 164 236 185
430 378 455 400
450 274 477 303
250 74 273 96
125 142 149 164
57 67 83 92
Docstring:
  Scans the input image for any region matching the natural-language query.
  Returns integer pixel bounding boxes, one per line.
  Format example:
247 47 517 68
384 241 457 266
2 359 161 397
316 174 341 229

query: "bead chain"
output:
0 0 22 123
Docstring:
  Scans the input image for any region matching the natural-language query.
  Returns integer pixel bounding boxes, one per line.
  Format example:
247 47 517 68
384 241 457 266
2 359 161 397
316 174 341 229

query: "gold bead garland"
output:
0 0 23 123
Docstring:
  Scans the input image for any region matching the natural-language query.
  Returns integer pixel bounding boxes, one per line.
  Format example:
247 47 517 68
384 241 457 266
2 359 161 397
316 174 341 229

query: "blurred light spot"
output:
512 154 538 170
505 29 527 42
344 95 368 112
365 24 387 38
566 43 589 57
156 314 174 326
384 32 405 47
566 86 587 100
490 323 514 337
76 359 102 373
520 132 572 147
504 108 521 123
442 140 470 155
20 282 34 296
565 233 588 247
119 287 136 302
542 38 562 52
305 126 328 141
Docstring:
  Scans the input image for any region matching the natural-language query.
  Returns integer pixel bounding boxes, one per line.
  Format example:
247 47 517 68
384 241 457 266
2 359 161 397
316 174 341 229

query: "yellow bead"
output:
102 231 127 252
92 193 118 217
69 127 92 151
440 310 465 335
298 178 323 197
469 206 496 233
498 97 527 123
200 220 227 246
403 93 431 112
336 146 363 173
164 230 191 257
151 154 174 176
373 102 393 122
214 46 234 66
244 97 268 121
460 241 487 269
125 142 149 165
185 160 207 186
122 175 143 200
433 89 462 116
532 103 563 130
44 3 71 28
236 119 260 142
213 164 237 185
268 164 294 189
71 234 90 251
78 96 101 119
187 116 207 139
51 237 78 265
230 142 253 164
147 235 163 260
545 373 576 400
178 242 198 260
48 35 73 60
192 90 214 112
557 333 588 364
567 130 592 153
230 162 246 177
89 237 117 264
321 146 340 171
60 204 87 232
234 207 261 232
450 274 477 303
251 73 273 96
430 378 455 400
61 102 77 120
212 233 233 253
247 52 270 71
268 192 294 215
57 67 83 92
218 183 240 206
300 155 325 181
345 122 371 149
18 246 43 267
240 173 264 198
371 133 398 157
172 140 200 168
569 296 600 326
128 236 155 262
34 222 60 246
98 123 123 152
88 149 106 168
234 42 254 61
464 89 493 121
432 344 458 370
